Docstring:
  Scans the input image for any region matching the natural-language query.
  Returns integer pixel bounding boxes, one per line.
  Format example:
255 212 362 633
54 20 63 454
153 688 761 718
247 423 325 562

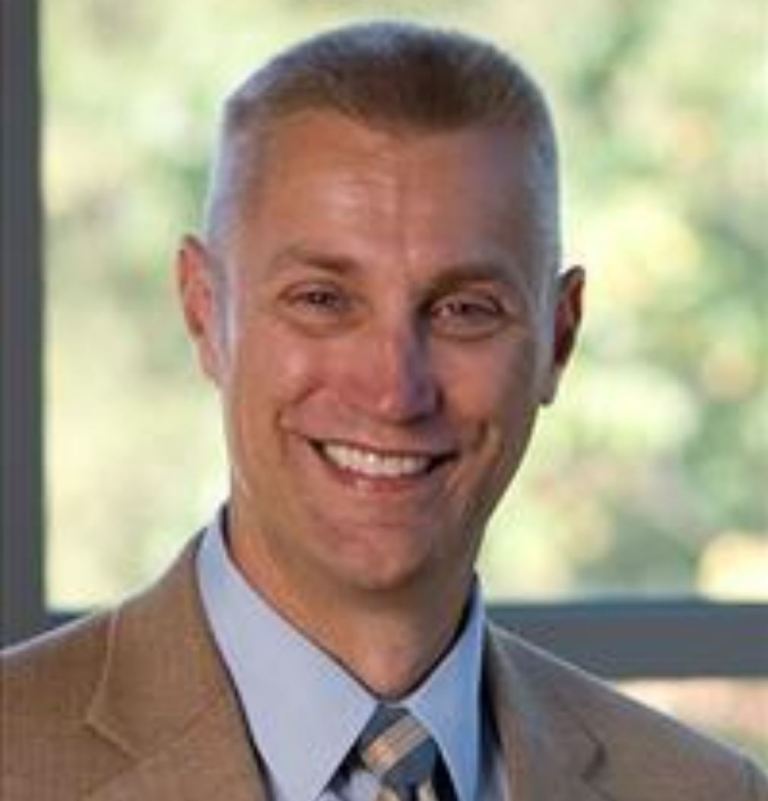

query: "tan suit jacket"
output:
2 538 767 801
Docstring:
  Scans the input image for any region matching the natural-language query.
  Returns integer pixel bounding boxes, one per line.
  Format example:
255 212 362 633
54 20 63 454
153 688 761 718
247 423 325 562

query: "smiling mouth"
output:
312 440 454 479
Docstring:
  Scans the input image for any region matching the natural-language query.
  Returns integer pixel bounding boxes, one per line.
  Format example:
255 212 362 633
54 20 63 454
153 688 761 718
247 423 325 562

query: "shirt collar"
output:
197 517 375 801
402 587 486 801
197 512 486 801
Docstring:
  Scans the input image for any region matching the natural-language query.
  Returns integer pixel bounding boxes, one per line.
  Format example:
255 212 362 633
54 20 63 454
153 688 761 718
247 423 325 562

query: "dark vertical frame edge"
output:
1 0 46 647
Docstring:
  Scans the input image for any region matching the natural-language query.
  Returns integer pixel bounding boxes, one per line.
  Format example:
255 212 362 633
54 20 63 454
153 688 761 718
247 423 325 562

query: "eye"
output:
430 292 506 339
279 281 355 330
294 286 346 311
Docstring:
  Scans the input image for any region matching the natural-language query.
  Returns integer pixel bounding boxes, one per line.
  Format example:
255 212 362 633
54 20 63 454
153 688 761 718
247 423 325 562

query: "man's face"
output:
180 110 582 602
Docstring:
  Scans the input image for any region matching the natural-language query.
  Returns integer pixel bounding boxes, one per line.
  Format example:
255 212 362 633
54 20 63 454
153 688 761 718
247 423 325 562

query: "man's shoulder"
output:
2 610 112 720
1 534 203 728
1 611 131 801
488 623 768 799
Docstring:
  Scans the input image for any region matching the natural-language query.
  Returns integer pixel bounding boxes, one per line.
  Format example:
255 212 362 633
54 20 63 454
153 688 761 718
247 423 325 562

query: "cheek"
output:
440 338 542 426
238 319 318 388
230 322 344 441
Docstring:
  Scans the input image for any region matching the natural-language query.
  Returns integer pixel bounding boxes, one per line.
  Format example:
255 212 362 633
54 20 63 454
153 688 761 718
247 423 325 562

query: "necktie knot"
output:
358 706 438 796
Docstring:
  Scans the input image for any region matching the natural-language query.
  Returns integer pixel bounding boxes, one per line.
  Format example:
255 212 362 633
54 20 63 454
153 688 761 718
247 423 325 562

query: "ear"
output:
540 266 585 405
176 235 225 384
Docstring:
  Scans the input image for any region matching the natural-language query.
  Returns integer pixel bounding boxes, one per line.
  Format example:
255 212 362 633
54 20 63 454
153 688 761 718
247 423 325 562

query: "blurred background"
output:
43 0 766 759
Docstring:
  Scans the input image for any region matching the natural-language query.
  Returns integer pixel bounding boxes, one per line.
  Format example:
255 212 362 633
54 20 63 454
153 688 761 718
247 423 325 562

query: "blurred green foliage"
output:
44 0 767 607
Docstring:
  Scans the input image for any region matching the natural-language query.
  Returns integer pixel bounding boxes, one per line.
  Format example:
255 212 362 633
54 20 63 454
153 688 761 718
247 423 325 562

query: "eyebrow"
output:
427 262 521 292
267 243 524 294
267 244 360 277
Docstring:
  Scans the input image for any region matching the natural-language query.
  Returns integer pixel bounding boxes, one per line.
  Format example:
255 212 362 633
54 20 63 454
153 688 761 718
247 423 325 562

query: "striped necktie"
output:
357 705 454 801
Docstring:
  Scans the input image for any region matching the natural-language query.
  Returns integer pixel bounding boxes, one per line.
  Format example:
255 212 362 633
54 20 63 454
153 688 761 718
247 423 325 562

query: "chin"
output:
315 527 447 596
334 567 428 597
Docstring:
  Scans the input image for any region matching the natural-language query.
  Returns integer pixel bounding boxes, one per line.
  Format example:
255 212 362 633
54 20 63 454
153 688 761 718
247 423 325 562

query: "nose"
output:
343 320 441 424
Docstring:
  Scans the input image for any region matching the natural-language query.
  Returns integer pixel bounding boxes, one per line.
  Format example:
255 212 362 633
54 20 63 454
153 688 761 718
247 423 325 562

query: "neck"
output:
303 589 470 699
227 523 473 699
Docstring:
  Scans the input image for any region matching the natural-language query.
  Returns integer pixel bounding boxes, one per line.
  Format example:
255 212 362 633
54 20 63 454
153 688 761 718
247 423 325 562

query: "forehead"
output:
253 109 542 199
227 110 555 283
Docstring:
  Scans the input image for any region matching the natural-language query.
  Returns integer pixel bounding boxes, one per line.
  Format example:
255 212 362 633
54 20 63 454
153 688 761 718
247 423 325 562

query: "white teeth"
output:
321 443 432 478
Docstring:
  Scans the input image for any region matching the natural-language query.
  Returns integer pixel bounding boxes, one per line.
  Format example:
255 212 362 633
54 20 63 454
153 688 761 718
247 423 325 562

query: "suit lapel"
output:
84 538 269 801
86 695 266 801
486 626 608 801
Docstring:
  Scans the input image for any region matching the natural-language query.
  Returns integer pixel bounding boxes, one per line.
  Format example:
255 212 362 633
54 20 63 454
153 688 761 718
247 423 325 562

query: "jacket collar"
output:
486 625 608 801
84 537 268 801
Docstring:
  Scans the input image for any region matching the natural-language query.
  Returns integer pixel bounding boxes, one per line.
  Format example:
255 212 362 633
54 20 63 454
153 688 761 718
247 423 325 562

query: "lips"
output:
314 440 453 479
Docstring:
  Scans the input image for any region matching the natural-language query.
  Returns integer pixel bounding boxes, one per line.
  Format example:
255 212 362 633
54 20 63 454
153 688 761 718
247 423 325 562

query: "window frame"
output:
2 0 46 649
2 0 767 678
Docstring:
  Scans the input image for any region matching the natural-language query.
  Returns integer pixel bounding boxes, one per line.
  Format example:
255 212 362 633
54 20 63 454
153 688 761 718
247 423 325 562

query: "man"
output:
2 20 766 801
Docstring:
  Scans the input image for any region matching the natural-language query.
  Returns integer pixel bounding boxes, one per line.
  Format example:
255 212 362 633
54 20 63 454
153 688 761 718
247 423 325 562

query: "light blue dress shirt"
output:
197 516 508 801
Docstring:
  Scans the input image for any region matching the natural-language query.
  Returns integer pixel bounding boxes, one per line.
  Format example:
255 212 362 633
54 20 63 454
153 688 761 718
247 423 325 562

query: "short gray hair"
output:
204 21 559 262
